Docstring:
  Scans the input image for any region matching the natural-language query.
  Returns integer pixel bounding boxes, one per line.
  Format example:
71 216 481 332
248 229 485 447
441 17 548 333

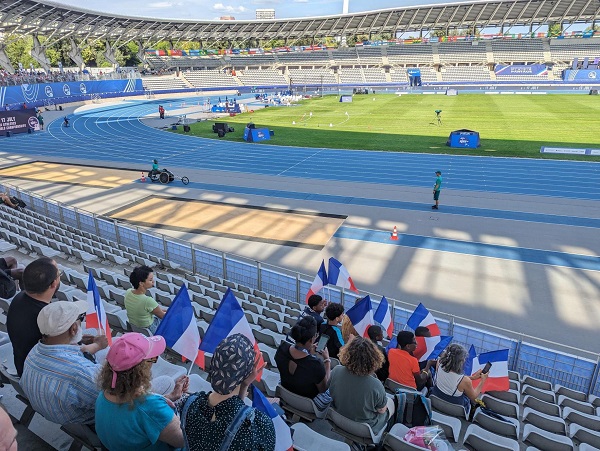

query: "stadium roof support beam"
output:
0 43 14 72
30 33 50 71
1 0 599 44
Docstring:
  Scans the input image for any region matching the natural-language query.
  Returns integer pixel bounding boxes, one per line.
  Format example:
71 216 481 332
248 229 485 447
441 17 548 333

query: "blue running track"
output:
2 98 599 200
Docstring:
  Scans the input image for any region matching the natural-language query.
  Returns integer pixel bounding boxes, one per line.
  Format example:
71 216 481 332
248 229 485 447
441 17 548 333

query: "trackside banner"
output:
495 64 547 76
0 108 39 135
0 79 144 109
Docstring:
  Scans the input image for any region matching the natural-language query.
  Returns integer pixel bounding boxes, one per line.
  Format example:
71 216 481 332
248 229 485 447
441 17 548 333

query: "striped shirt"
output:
21 342 100 425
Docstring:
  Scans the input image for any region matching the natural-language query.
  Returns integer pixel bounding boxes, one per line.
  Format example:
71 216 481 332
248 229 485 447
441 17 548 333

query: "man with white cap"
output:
20 301 108 425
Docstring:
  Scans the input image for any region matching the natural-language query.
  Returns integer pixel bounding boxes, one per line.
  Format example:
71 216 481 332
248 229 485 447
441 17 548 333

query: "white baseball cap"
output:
37 301 87 337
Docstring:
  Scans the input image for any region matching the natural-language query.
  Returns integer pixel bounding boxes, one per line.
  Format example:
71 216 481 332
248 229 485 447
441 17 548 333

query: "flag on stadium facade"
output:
407 303 441 336
198 289 263 378
346 295 374 337
305 260 328 303
327 257 358 293
85 272 112 345
414 335 453 362
155 284 202 366
471 349 510 393
251 386 293 451
373 296 393 338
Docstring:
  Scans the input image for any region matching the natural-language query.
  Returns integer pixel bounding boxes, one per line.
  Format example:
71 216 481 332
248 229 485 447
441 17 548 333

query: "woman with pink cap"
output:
95 332 185 450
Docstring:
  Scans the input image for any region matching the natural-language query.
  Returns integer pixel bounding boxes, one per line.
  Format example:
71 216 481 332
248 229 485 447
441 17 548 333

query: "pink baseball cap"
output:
107 333 166 388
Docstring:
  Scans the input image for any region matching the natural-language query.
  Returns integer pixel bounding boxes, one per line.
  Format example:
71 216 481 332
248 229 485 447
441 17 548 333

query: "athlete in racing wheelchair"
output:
148 160 175 184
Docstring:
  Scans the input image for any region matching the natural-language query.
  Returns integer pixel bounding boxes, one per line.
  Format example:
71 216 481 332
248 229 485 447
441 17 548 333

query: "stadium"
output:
0 0 599 449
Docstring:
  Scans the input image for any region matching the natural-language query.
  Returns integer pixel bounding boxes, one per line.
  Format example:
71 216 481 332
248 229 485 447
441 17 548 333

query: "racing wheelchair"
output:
148 168 189 185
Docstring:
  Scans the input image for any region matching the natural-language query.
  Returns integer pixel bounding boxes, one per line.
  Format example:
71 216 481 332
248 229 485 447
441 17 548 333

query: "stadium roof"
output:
0 0 598 43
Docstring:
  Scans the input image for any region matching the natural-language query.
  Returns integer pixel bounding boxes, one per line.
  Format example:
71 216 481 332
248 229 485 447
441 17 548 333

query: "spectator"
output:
124 265 166 334
319 302 345 359
95 333 185 451
431 343 488 415
179 334 275 451
0 193 18 210
329 337 394 435
367 325 389 382
387 331 434 391
0 256 23 284
300 294 327 327
0 405 17 451
21 301 108 425
7 257 59 376
275 316 331 410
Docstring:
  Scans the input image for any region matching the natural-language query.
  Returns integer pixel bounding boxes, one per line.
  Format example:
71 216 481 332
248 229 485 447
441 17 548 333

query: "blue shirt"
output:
95 392 175 451
434 175 442 191
21 343 100 424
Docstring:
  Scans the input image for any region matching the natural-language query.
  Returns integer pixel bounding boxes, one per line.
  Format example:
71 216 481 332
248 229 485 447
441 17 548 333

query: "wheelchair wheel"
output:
159 172 170 184
182 177 189 185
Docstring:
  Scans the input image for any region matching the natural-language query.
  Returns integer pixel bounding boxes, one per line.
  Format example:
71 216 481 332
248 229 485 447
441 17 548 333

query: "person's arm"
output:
151 306 166 319
315 347 331 393
80 334 109 355
157 416 185 449
460 371 489 401
413 359 434 385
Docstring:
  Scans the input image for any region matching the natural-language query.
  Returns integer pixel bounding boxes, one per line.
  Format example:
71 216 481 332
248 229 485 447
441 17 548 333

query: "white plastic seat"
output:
554 384 587 402
472 408 519 439
522 375 553 391
150 356 186 380
276 385 327 422
558 395 595 415
562 406 600 430
429 394 467 418
522 406 566 434
569 423 600 449
463 424 519 451
481 394 519 418
522 384 555 403
431 411 461 442
523 423 573 451
326 406 386 447
290 423 351 451
522 394 561 416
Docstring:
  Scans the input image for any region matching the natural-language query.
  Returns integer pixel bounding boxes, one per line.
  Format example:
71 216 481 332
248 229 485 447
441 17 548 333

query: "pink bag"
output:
404 426 445 450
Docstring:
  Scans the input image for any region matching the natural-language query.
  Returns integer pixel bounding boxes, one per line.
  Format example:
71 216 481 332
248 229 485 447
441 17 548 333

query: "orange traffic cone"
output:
391 226 398 240
141 172 146 182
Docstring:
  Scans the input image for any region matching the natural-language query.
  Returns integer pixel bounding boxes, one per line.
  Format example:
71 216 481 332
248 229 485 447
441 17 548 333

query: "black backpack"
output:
0 269 16 299
393 389 432 428
10 196 27 209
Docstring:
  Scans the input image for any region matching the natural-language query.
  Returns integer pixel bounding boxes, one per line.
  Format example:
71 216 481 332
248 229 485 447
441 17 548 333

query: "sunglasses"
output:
77 313 86 322
146 356 158 364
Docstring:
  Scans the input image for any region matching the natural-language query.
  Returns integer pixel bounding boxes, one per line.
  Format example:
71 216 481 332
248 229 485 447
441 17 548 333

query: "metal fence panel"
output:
226 258 258 290
96 218 118 242
165 240 193 271
194 248 223 278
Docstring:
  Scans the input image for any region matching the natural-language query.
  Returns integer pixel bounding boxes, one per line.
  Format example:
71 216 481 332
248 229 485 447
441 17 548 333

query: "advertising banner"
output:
495 64 548 76
0 79 144 109
562 69 600 81
0 108 39 135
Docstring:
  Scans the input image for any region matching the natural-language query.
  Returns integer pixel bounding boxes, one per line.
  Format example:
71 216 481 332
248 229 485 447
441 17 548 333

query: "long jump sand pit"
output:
0 162 139 188
109 197 346 249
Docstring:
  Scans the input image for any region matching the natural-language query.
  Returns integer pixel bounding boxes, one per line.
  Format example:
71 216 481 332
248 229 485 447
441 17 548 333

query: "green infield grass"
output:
172 94 600 160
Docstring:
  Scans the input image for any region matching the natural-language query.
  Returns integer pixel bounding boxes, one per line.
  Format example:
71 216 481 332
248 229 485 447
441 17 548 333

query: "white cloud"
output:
213 3 247 13
148 1 183 7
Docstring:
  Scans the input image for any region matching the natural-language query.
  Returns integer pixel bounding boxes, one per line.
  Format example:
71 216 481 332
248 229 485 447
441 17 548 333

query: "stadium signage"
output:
495 64 547 76
562 69 600 81
540 147 600 155
0 109 39 134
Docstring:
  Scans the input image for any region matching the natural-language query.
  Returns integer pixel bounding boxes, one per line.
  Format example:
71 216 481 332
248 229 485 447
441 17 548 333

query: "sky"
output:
50 0 447 21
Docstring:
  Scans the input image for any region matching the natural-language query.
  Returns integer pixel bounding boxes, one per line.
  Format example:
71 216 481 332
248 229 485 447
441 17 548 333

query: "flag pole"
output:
187 348 199 376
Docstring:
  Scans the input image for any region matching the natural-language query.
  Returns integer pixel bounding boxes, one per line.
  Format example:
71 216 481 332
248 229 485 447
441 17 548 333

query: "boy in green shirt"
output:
432 170 442 210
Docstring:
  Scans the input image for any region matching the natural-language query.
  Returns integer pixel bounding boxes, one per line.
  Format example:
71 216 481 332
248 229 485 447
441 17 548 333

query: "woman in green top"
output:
124 265 166 334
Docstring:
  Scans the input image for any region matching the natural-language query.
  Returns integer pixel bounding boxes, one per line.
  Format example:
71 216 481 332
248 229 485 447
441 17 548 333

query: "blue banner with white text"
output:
562 69 600 81
495 64 547 76
0 79 144 109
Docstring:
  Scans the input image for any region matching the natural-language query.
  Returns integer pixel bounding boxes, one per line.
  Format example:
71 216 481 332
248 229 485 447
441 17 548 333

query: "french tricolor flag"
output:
373 296 393 339
305 260 328 304
346 295 374 338
328 257 359 293
155 284 202 366
198 289 264 378
407 303 441 336
414 335 453 362
251 386 293 451
86 272 112 345
471 349 510 393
